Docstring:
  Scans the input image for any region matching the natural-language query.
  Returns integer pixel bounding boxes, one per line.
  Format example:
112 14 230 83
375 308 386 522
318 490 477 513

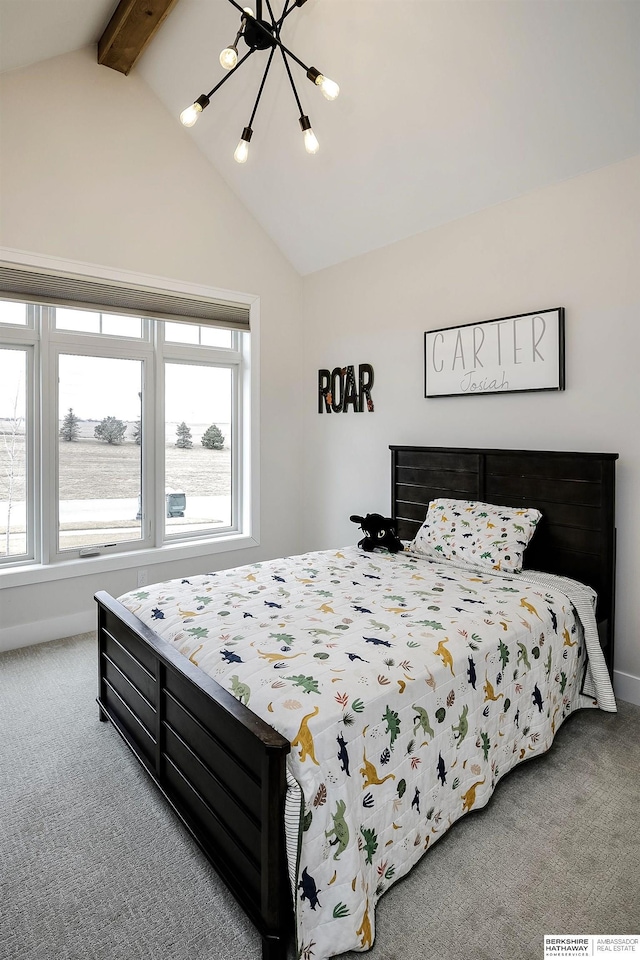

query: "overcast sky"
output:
0 352 232 424
0 349 26 421
1 302 233 425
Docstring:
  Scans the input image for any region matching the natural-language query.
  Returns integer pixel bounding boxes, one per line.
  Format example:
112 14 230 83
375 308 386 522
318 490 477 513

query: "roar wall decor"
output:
318 364 374 413
424 308 565 398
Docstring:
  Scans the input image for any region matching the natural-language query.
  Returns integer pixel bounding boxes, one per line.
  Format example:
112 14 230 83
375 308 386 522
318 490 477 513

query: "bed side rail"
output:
95 590 292 956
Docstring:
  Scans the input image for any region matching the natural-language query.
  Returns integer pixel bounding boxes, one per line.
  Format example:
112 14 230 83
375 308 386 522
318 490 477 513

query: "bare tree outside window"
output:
132 390 142 445
94 416 127 445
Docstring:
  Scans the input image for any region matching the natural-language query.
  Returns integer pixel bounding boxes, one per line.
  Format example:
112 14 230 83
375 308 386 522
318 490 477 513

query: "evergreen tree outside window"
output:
175 422 193 448
59 407 80 442
202 424 225 450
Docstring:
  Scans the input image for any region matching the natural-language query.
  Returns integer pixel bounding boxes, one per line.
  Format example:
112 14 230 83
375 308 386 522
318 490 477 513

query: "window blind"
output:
0 262 250 330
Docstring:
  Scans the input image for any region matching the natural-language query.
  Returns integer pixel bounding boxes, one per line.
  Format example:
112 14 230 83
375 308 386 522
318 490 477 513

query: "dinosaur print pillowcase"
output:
409 498 541 573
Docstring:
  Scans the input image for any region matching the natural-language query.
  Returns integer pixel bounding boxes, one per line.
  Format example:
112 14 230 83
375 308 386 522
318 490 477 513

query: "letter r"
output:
318 369 331 413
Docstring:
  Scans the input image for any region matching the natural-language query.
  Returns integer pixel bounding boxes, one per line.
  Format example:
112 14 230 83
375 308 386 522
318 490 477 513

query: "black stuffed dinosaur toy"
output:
350 513 404 553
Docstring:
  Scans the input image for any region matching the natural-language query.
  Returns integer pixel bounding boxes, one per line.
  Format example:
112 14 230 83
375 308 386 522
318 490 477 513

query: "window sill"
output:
0 533 259 589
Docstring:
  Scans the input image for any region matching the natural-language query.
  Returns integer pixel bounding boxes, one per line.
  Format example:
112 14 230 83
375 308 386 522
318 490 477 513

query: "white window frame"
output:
48 326 153 562
0 334 39 568
160 339 242 543
0 249 260 589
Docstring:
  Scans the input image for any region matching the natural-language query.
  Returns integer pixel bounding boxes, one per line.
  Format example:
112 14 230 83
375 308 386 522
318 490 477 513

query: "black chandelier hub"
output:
243 17 275 51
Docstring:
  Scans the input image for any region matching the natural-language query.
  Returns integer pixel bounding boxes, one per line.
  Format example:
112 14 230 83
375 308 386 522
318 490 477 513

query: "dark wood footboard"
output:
95 591 293 960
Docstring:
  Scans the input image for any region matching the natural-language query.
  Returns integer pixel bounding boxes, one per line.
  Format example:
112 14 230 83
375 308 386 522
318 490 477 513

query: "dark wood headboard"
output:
390 446 618 675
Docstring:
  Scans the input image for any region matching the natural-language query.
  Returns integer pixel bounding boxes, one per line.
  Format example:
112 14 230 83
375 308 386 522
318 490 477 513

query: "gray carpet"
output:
1 633 638 960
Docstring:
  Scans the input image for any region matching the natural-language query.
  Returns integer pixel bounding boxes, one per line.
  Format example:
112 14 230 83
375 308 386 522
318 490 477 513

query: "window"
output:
57 352 144 553
0 300 28 326
0 275 253 574
55 308 143 339
164 362 233 535
0 346 29 560
164 321 232 348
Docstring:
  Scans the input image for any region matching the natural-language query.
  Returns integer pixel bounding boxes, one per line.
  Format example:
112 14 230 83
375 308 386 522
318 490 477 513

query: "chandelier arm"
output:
263 0 277 25
263 0 303 111
204 47 255 100
276 42 307 72
226 0 259 21
275 0 297 31
248 45 276 128
232 23 245 48
279 47 305 117
265 0 287 45
226 0 310 71
267 0 306 119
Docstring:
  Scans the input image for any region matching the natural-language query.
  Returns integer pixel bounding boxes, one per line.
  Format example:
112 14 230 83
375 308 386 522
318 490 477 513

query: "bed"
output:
95 446 618 960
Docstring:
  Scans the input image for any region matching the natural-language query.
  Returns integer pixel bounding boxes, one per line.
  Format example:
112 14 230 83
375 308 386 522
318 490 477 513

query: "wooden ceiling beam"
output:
98 0 181 76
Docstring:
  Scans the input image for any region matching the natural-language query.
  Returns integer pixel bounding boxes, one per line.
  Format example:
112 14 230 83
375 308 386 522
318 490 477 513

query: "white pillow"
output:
409 497 542 573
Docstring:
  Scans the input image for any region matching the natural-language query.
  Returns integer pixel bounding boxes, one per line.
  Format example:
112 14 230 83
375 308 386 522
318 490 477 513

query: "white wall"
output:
0 48 304 647
301 156 640 701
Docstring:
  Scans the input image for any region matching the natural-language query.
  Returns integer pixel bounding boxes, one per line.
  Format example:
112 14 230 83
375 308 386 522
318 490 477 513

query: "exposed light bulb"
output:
180 102 203 127
299 115 319 155
234 126 253 164
303 127 319 155
179 94 209 128
243 6 254 15
219 45 238 70
233 127 253 163
307 66 340 101
234 140 249 163
317 74 339 101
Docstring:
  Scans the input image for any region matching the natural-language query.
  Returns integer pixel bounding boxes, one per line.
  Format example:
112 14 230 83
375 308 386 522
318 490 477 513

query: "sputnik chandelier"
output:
179 0 339 163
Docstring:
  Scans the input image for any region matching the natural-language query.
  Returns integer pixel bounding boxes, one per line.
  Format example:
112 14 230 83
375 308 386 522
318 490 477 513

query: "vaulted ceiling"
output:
1 0 639 275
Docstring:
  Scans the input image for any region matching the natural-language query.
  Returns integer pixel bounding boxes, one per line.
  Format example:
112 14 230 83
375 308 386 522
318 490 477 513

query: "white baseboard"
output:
613 669 640 707
0 610 95 654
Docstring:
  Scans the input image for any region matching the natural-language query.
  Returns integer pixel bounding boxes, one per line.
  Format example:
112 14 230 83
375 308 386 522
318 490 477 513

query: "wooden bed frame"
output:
389 447 618 674
96 446 617 960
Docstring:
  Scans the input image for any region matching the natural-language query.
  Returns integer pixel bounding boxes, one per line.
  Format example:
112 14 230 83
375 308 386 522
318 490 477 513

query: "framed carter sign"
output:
424 308 565 398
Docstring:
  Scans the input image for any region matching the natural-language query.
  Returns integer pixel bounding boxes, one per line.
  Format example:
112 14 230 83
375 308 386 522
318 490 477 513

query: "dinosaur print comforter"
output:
117 546 614 960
